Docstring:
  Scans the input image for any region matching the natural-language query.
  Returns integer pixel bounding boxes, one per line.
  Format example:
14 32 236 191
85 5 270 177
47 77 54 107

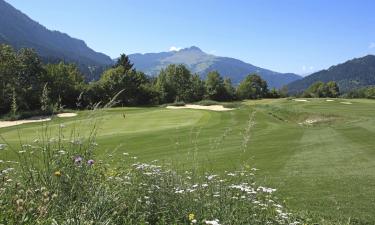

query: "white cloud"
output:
301 65 315 74
369 42 375 49
169 46 182 51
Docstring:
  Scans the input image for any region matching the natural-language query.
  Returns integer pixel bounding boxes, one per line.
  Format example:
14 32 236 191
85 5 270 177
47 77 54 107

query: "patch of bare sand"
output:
56 113 77 118
293 99 309 102
0 116 51 128
0 113 78 128
166 104 233 111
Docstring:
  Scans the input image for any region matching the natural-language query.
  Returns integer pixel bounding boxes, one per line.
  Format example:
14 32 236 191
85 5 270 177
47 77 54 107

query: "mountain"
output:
287 55 375 94
0 0 113 80
129 46 301 88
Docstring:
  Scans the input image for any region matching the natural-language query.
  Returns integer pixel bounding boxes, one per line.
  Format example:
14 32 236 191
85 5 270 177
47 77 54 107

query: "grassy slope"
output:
1 99 375 223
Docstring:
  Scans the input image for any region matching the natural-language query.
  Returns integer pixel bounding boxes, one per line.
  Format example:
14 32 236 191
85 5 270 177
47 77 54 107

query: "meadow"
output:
1 98 375 224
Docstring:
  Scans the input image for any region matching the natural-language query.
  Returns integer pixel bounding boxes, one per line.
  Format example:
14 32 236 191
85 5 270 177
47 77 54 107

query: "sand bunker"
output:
326 99 334 102
298 118 327 126
293 99 309 102
0 113 78 128
0 116 51 128
166 104 233 111
57 113 77 118
340 102 352 105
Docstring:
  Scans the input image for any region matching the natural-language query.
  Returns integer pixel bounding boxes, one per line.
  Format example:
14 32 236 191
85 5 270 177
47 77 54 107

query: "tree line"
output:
1 44 350 118
0 45 280 117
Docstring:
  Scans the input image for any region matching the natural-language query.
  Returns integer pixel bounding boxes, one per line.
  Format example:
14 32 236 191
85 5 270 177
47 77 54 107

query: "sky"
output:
5 0 375 75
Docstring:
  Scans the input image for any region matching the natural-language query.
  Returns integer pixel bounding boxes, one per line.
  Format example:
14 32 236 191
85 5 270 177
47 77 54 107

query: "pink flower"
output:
74 156 83 164
87 159 95 166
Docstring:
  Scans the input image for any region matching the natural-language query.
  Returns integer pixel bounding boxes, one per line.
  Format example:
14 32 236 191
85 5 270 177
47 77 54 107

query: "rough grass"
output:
0 116 303 224
1 98 375 223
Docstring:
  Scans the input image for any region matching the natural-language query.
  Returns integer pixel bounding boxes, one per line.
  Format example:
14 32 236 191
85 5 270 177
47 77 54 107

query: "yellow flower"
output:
188 213 195 221
54 171 61 177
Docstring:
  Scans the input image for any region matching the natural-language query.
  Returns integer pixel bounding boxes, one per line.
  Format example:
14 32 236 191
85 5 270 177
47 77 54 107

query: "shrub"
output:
166 101 186 107
195 100 220 106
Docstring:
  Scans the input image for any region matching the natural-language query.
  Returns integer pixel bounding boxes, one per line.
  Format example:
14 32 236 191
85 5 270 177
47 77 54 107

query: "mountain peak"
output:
180 46 203 52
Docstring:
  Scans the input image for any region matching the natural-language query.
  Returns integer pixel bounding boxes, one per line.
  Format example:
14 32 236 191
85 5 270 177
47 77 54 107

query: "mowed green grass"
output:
1 98 375 223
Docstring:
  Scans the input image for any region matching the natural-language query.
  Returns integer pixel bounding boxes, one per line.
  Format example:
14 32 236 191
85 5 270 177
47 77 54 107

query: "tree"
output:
155 64 194 103
16 48 45 110
43 62 85 108
0 45 18 114
188 74 205 102
114 54 134 72
236 74 268 99
268 88 280 98
223 78 236 100
326 81 340 97
303 81 340 98
97 65 155 106
205 71 226 101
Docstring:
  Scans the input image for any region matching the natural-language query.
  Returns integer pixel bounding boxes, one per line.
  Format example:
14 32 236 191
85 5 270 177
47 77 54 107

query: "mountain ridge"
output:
128 47 302 88
0 0 113 79
287 55 375 94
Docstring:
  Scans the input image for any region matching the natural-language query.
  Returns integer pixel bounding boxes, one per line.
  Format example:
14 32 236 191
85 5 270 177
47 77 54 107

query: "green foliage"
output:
345 86 375 99
114 53 134 72
0 46 288 117
10 88 17 119
236 74 268 99
302 81 340 98
165 101 186 107
204 71 227 101
156 64 205 103
268 88 281 98
43 62 85 108
195 100 220 106
40 83 52 113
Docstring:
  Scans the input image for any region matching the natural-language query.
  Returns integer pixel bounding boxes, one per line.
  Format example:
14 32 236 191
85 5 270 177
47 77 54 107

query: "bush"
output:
0 110 54 121
195 100 220 106
165 101 186 107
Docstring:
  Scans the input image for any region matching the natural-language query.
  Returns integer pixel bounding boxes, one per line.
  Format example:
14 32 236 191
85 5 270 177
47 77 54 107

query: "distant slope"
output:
129 46 301 88
0 0 113 80
287 55 375 94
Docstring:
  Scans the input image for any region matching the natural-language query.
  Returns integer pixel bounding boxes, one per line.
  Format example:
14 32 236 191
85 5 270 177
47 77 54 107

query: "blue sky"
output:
5 0 375 75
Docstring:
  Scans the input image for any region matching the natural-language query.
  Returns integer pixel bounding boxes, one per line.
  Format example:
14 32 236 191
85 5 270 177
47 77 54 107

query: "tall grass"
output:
0 101 305 224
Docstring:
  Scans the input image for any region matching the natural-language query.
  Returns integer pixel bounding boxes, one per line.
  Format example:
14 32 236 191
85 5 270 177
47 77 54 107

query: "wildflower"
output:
191 219 197 224
16 199 24 206
74 156 83 164
205 219 221 225
54 171 61 177
207 174 217 180
87 159 95 166
188 213 195 221
0 144 6 150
